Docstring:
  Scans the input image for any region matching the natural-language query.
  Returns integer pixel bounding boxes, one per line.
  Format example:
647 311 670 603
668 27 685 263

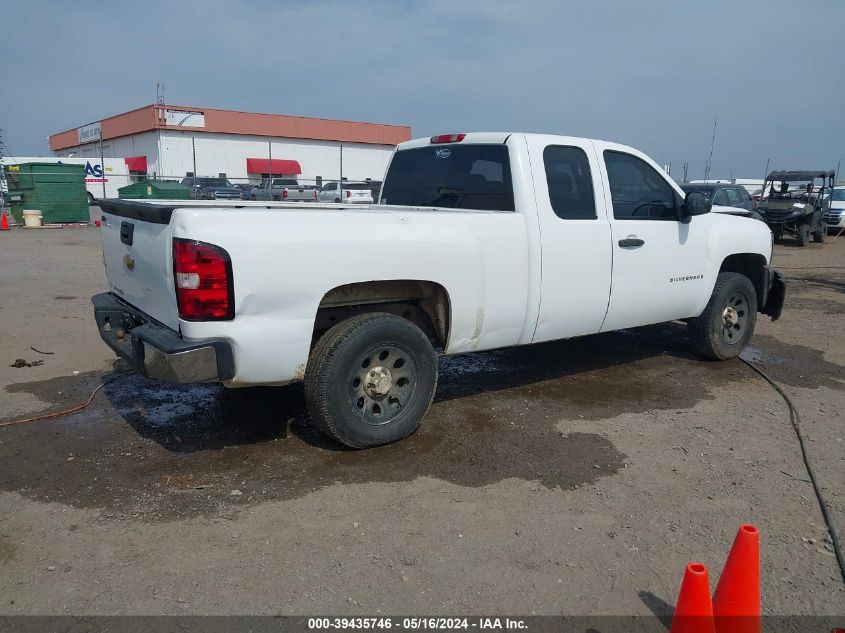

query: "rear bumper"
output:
760 267 786 321
92 292 234 383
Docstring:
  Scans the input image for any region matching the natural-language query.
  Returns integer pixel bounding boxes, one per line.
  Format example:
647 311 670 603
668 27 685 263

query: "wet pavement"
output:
5 323 837 522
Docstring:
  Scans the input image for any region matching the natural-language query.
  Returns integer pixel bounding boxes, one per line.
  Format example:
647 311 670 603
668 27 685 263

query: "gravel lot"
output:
0 224 843 615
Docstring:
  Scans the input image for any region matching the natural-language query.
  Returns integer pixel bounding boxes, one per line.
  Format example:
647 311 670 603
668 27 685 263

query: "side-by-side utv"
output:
756 170 835 246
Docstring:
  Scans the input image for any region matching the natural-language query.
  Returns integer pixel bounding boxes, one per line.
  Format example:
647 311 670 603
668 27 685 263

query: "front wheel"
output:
796 223 810 247
304 313 438 448
87 192 95 206
687 272 758 360
812 221 826 243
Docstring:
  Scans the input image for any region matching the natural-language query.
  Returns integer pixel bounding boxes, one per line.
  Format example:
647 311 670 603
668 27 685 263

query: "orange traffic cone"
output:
0 212 9 231
669 562 716 633
713 524 761 633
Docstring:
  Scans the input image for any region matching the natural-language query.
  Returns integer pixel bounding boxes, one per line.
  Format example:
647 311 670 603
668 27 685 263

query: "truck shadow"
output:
101 323 703 455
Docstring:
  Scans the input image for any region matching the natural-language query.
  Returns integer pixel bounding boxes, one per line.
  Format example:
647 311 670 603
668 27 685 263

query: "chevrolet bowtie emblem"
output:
123 254 135 271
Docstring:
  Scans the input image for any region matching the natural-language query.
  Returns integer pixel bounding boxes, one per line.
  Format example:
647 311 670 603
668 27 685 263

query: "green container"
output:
118 180 190 199
3 162 89 224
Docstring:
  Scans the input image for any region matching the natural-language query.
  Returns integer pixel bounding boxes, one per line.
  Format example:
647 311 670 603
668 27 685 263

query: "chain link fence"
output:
1 141 387 225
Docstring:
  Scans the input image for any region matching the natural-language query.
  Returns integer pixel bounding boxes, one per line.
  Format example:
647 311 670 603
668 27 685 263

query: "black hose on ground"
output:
740 357 845 587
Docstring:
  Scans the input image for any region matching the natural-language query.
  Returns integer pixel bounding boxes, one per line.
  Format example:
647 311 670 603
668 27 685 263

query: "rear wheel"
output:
304 313 438 448
812 221 827 243
796 223 810 247
688 272 758 360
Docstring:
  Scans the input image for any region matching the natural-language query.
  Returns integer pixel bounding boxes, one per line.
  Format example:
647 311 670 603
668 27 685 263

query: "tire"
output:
771 226 783 243
812 221 826 243
687 272 758 361
796 223 810 247
87 192 95 206
304 313 438 448
334 198 341 203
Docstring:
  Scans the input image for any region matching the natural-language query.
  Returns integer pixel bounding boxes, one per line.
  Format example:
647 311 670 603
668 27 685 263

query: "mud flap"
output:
761 269 786 321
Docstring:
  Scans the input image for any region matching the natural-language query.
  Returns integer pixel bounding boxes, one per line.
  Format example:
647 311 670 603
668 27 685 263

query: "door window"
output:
543 146 596 219
604 151 677 220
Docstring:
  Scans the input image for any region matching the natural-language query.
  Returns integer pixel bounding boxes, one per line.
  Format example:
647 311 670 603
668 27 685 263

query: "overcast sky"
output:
1 0 842 179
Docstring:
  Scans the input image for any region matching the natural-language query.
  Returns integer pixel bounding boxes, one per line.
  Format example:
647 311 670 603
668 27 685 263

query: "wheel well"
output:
719 254 767 306
312 280 451 349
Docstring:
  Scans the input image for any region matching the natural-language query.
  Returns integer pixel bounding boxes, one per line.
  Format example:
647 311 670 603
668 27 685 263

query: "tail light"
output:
173 238 234 321
346 189 351 198
282 188 289 200
430 133 466 144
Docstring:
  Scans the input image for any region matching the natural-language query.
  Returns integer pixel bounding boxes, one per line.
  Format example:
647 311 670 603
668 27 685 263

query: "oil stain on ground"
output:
0 323 809 521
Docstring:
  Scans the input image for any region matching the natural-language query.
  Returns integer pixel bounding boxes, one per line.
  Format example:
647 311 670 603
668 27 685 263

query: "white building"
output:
49 104 412 185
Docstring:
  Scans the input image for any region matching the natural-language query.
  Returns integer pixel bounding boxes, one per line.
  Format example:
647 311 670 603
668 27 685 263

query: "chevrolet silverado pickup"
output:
93 132 785 448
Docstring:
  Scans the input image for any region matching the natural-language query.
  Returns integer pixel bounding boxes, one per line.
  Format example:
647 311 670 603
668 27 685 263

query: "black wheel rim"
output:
720 292 749 345
347 344 418 426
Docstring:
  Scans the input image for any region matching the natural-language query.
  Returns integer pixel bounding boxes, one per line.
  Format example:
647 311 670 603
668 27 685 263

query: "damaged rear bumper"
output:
92 292 234 383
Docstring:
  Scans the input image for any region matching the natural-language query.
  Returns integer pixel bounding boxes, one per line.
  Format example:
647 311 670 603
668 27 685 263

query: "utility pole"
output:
191 136 197 187
268 140 273 199
0 128 6 207
682 162 689 183
99 135 106 198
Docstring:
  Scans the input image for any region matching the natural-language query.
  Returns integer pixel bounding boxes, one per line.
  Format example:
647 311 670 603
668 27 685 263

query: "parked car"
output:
232 183 255 200
93 131 785 448
180 177 242 200
756 170 835 245
317 181 374 204
680 183 755 212
250 178 317 202
825 185 845 233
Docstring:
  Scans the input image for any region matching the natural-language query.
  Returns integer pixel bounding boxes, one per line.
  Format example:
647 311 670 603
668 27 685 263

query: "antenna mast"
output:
704 116 717 183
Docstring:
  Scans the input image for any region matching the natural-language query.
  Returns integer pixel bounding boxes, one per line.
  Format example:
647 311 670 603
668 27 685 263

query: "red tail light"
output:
346 189 351 198
430 133 466 144
173 238 234 321
282 188 289 200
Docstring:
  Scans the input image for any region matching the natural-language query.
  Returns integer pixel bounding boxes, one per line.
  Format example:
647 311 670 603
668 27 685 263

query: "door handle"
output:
618 237 645 248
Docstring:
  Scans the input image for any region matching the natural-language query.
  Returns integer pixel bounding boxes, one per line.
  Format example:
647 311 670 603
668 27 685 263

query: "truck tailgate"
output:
100 203 180 331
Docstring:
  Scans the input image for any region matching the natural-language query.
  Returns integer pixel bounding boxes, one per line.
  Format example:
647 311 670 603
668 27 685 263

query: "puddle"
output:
4 322 830 521
743 334 844 391
740 346 763 363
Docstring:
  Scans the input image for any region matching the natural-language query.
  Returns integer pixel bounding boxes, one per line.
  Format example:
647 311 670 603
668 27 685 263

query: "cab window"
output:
543 146 596 219
603 151 677 220
712 189 729 206
724 188 742 206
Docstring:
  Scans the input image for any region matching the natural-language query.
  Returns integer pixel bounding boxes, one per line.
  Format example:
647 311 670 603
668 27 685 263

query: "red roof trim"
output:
50 104 411 151
246 158 301 174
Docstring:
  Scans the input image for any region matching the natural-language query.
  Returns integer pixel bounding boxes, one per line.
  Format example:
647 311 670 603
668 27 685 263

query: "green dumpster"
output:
3 162 89 224
118 180 190 199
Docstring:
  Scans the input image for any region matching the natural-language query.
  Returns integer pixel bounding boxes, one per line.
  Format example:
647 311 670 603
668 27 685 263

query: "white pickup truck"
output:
93 132 785 448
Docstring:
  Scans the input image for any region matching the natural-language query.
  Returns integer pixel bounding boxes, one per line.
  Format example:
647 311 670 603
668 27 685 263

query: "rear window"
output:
272 179 298 186
342 183 373 191
380 144 514 211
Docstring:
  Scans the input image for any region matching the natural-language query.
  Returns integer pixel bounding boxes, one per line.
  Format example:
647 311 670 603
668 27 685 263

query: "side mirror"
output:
679 191 710 223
